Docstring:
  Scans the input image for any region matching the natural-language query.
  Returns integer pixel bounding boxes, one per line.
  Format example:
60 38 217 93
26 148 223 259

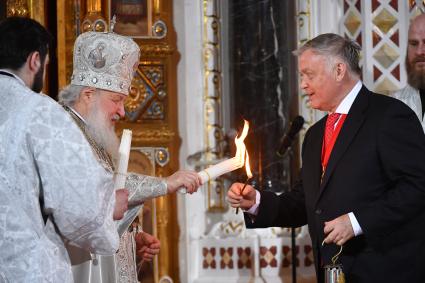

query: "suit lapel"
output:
315 86 370 204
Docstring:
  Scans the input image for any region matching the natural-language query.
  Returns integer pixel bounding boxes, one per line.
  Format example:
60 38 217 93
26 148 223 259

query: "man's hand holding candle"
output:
227 183 256 211
114 188 129 220
166 170 203 194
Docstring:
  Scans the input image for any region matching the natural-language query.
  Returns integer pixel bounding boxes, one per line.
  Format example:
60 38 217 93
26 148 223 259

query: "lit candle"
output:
180 120 250 193
114 129 132 190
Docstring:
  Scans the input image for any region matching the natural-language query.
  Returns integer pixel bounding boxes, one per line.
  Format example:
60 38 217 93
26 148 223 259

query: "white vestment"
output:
0 73 119 283
64 108 168 283
392 84 425 132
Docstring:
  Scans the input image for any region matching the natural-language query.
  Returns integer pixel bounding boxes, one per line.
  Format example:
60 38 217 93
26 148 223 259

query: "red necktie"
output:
324 113 341 151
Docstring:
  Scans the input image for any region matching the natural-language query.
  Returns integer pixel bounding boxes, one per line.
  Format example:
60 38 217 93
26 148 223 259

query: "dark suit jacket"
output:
245 86 425 283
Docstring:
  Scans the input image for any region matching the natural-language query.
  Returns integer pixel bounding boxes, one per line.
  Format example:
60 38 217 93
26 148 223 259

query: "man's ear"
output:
73 87 97 118
28 51 41 73
80 87 96 101
334 62 346 82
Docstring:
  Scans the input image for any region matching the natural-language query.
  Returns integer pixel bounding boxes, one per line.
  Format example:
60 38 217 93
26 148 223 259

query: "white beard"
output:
85 101 120 162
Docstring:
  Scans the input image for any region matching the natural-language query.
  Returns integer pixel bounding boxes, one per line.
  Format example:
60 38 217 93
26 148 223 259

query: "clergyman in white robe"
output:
64 106 168 283
0 73 119 282
392 84 425 132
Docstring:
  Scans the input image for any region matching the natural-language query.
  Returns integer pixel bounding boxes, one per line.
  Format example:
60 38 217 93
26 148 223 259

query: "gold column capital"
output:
82 0 107 33
86 0 102 13
6 0 29 17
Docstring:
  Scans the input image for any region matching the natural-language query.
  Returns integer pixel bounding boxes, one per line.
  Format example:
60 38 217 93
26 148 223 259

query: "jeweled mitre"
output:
71 31 140 95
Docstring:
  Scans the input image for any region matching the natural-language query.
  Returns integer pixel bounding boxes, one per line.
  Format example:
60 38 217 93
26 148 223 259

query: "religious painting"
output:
109 0 152 37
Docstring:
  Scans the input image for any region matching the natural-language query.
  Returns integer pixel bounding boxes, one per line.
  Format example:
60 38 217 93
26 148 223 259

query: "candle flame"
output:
234 120 249 166
245 151 253 179
234 119 252 178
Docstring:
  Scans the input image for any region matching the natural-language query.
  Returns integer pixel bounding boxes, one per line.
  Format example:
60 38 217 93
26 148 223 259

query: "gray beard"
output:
406 57 425 90
85 105 120 163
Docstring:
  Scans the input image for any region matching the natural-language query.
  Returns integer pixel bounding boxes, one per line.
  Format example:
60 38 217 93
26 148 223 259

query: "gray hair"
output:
293 33 362 77
58 85 87 107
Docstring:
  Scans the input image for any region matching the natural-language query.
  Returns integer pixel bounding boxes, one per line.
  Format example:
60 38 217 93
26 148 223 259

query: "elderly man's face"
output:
298 49 341 112
85 90 126 158
95 90 126 127
407 15 425 89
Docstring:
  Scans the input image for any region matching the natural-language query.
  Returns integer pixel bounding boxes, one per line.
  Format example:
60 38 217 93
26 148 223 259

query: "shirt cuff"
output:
348 212 363 236
244 190 260 215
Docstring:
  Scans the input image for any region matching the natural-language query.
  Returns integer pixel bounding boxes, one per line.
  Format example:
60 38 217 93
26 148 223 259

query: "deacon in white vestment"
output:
59 31 201 283
392 14 425 132
0 17 119 283
392 84 424 132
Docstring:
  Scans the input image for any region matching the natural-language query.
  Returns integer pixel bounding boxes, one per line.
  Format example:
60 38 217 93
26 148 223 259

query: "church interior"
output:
1 0 423 282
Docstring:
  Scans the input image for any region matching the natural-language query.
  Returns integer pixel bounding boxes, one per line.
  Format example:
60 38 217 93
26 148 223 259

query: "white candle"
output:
198 157 244 184
179 157 244 193
114 129 132 190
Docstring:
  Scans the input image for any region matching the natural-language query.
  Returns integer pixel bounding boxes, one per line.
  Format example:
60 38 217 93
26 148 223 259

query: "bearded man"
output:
59 31 201 283
392 13 425 131
0 17 123 282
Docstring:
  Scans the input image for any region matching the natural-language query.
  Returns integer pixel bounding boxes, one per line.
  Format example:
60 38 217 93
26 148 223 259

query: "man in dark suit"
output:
227 33 425 283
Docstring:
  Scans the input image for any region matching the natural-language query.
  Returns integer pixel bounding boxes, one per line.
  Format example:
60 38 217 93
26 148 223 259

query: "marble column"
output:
228 0 297 192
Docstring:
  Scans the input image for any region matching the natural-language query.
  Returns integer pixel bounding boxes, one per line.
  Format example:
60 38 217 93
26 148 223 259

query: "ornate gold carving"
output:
297 0 314 132
125 81 149 112
142 66 164 88
29 0 45 24
154 148 170 167
131 128 175 143
154 0 160 16
203 0 226 212
7 0 29 17
156 196 169 280
297 1 311 45
57 0 79 89
82 12 107 32
82 0 107 32
87 0 101 12
139 44 174 56
129 149 155 176
125 63 166 122
152 20 168 38
220 220 244 235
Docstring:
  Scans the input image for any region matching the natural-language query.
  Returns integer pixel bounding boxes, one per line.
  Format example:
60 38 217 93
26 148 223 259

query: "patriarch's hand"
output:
113 189 129 220
166 170 202 194
135 231 160 262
